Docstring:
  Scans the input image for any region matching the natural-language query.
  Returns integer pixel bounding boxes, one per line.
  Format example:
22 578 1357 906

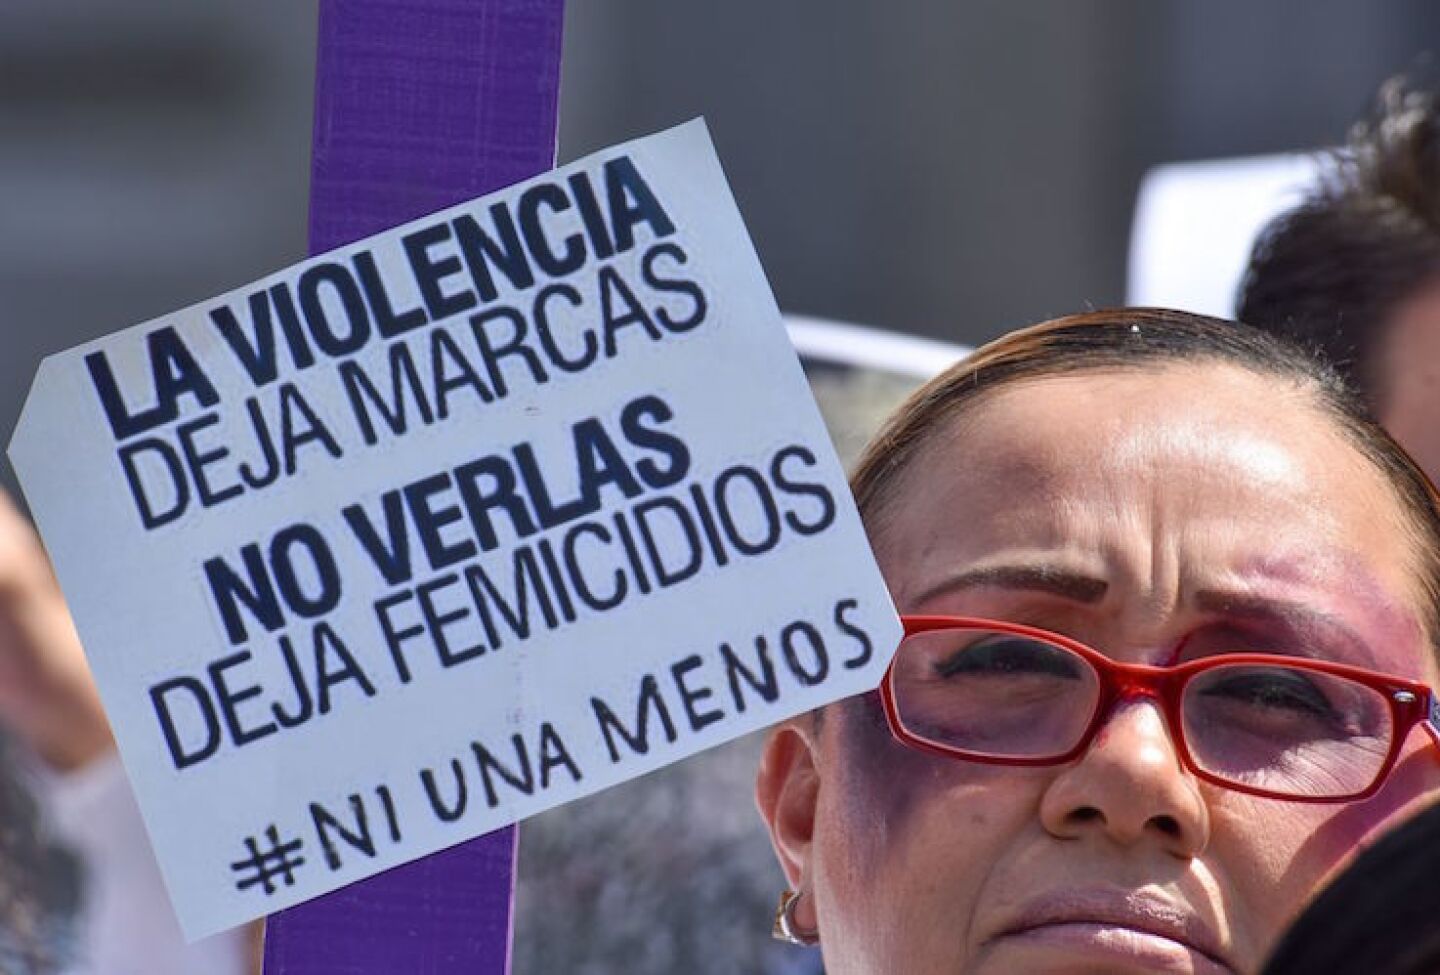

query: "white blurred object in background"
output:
1127 153 1321 317
785 314 968 378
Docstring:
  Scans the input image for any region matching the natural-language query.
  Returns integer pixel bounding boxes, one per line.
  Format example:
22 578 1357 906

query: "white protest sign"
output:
9 120 900 938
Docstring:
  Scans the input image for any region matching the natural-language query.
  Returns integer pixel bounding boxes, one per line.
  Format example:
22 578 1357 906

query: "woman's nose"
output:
1038 696 1210 857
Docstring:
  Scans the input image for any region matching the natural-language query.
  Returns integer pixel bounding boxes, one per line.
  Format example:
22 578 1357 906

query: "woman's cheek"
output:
1206 794 1347 951
829 697 938 828
1237 740 1440 910
829 698 1014 841
824 701 1050 898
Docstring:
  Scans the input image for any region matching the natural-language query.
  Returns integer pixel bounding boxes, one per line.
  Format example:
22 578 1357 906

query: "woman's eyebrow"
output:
912 564 1108 607
1191 590 1379 668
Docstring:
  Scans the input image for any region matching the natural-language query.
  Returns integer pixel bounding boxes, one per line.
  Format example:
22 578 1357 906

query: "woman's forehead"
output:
894 367 1363 508
874 367 1424 641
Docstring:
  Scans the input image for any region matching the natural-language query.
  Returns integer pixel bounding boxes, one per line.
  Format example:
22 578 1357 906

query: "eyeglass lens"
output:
1181 662 1392 797
889 628 1396 798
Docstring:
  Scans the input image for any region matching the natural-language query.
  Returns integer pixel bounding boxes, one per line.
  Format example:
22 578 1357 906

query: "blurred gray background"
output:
7 2 1440 499
3 3 1438 972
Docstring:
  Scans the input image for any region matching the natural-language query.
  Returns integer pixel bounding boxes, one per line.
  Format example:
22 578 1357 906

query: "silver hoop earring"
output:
772 889 820 946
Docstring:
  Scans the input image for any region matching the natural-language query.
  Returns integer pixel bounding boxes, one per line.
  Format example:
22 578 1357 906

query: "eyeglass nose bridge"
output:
1081 663 1191 756
1082 668 1175 731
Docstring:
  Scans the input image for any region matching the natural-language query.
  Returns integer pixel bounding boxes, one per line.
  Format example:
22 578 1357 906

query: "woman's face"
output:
757 365 1440 974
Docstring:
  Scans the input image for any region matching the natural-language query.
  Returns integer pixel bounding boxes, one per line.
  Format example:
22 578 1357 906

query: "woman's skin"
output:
757 364 1440 974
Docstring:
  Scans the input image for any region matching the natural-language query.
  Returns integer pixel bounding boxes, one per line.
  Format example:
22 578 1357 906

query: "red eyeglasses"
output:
880 616 1440 802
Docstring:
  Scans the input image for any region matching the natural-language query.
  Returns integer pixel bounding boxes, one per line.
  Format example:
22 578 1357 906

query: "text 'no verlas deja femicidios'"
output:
8 120 903 940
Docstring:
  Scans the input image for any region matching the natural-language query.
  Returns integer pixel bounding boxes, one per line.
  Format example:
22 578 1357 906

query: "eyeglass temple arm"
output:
1425 693 1440 754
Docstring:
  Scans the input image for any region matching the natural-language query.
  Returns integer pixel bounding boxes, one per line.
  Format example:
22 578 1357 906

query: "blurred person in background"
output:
0 490 257 974
1239 75 1440 480
0 744 79 971
757 309 1440 974
0 487 95 973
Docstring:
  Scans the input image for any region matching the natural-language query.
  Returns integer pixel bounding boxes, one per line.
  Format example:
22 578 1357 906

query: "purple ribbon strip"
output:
262 0 563 971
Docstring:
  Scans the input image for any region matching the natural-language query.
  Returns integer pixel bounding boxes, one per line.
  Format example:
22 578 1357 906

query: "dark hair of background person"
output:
1236 74 1440 411
849 308 1440 644
1262 799 1440 975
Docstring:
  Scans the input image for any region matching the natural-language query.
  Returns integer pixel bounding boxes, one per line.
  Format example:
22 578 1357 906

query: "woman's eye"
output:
1197 670 1338 720
934 637 1082 679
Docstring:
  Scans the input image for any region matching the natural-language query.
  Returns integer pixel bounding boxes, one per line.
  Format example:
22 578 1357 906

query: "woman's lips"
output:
989 889 1235 973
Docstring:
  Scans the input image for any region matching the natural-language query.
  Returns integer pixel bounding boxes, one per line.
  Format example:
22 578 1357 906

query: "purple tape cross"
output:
262 1 563 971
